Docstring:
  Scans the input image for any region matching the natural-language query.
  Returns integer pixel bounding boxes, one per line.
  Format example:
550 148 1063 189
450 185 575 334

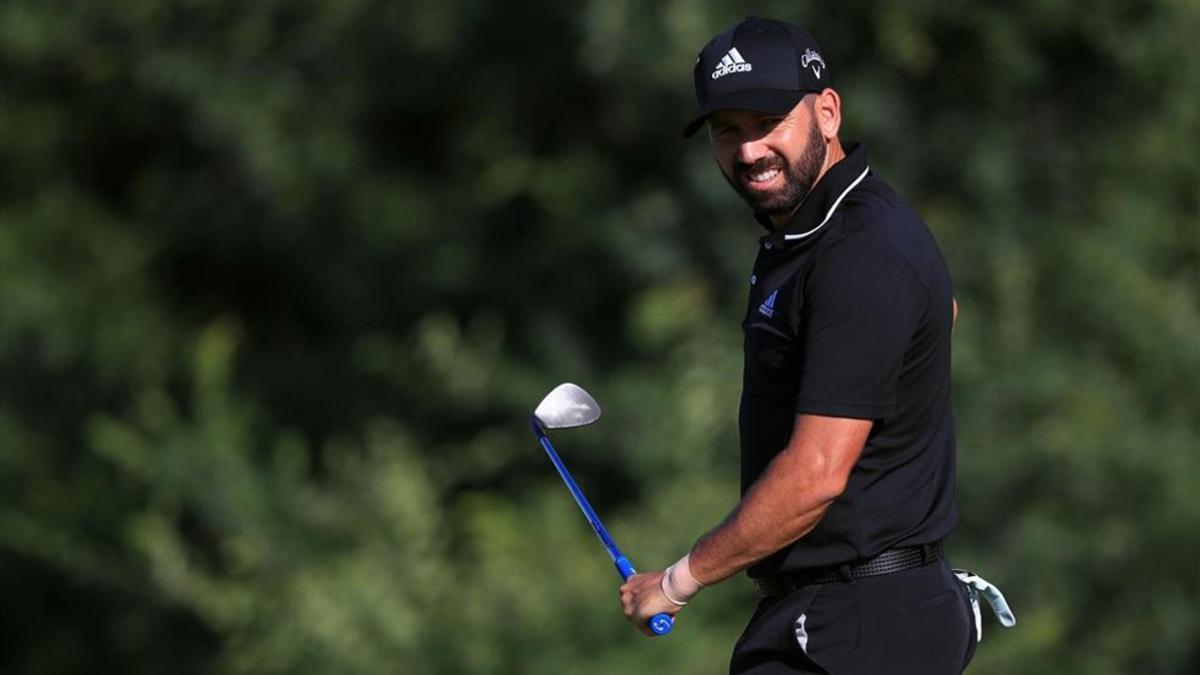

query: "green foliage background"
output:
2 1 1197 673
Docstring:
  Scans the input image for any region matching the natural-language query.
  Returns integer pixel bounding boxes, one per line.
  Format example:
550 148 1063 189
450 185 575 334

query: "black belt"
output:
754 542 943 597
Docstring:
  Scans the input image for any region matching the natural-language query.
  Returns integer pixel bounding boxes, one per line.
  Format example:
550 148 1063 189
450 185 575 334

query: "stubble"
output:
724 117 827 218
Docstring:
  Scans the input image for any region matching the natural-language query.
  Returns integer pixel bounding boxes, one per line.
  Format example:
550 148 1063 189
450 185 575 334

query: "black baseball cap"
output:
684 17 831 138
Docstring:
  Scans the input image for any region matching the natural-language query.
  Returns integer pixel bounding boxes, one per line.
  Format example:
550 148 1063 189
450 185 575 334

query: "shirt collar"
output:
755 142 870 250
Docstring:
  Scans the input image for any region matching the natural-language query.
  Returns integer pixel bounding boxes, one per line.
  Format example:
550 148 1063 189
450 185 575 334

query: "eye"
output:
760 117 784 131
710 124 736 138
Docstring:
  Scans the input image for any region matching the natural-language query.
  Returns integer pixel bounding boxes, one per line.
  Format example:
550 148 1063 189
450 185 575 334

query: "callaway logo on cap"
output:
801 48 826 78
684 16 831 138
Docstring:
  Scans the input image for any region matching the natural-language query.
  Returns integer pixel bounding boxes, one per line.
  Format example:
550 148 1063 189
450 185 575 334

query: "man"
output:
620 17 1010 674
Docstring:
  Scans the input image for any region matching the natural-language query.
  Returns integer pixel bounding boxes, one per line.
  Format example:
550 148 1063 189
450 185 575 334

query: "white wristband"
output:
660 553 705 606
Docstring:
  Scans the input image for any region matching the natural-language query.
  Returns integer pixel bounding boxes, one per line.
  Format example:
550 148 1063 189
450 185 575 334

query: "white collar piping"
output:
782 166 870 241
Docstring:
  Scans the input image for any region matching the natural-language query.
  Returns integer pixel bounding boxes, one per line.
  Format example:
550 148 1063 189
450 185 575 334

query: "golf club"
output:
529 383 674 637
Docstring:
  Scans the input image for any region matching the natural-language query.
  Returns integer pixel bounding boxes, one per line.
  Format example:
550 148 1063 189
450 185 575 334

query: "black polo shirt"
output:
739 142 959 577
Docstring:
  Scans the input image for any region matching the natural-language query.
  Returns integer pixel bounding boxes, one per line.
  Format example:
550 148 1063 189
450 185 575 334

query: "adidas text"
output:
712 47 752 80
712 62 752 79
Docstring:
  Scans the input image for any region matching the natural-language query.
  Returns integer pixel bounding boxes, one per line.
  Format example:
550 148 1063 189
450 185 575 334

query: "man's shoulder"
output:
822 173 948 289
838 173 923 233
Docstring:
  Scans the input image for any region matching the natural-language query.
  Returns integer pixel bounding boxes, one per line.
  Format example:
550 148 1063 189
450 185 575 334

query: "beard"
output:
722 118 827 217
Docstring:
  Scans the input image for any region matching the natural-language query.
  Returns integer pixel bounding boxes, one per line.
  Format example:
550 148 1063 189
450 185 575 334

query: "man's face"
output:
708 99 826 217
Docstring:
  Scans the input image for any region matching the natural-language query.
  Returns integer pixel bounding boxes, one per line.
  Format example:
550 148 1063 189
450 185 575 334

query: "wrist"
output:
660 553 705 606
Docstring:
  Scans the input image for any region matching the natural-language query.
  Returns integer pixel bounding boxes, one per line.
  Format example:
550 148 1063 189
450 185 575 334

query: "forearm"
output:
685 414 871 586
688 446 839 584
632 423 854 629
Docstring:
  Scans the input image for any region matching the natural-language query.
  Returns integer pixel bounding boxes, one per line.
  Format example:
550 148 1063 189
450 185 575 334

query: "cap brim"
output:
682 88 811 138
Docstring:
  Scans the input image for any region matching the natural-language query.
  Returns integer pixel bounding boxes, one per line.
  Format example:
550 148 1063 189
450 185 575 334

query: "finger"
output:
623 598 637 619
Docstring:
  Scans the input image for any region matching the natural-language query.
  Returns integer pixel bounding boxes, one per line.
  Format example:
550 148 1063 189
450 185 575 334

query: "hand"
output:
619 571 680 637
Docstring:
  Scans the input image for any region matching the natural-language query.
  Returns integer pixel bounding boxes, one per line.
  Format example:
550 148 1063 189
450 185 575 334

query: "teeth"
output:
749 169 780 182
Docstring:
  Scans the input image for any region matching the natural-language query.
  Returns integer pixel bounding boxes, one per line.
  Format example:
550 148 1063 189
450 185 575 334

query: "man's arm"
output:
619 413 871 633
690 413 871 584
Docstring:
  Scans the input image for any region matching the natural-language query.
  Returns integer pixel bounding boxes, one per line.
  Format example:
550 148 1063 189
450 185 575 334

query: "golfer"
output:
620 17 1011 674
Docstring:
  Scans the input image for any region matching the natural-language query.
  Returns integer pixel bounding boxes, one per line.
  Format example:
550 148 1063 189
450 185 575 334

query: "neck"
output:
769 137 847 230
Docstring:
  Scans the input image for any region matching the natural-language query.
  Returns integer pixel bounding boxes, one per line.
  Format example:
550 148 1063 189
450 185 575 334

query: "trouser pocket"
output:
730 584 851 675
837 586 971 675
791 582 859 674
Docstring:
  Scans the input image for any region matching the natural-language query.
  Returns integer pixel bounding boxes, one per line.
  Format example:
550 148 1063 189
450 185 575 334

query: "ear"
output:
811 88 842 140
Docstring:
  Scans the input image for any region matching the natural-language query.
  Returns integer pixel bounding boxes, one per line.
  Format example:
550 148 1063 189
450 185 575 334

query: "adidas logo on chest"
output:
712 47 752 79
758 289 779 318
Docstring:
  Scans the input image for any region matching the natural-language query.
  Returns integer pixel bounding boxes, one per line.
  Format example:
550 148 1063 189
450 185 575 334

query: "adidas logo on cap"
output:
711 47 752 79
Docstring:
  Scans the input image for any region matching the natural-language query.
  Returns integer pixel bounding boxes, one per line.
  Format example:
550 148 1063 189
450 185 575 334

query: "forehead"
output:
708 98 814 131
707 109 785 127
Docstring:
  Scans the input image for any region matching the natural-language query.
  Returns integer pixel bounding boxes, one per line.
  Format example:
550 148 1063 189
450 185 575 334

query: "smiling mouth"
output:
742 167 782 189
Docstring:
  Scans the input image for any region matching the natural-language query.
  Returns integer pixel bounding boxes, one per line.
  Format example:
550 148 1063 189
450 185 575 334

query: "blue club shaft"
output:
529 416 674 636
534 429 623 563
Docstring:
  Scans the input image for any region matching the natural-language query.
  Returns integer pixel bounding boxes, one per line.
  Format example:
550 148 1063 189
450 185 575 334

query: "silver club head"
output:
534 383 601 429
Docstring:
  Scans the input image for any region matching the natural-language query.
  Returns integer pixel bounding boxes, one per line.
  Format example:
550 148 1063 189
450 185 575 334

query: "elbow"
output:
813 472 850 507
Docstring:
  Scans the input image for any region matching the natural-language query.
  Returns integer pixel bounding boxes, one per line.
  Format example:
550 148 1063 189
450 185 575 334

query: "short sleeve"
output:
795 235 927 419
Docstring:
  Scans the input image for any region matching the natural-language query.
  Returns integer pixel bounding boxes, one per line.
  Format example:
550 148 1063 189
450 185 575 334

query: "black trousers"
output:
730 557 977 674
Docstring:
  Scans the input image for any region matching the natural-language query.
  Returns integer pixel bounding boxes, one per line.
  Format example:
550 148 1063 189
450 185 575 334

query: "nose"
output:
736 136 771 166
